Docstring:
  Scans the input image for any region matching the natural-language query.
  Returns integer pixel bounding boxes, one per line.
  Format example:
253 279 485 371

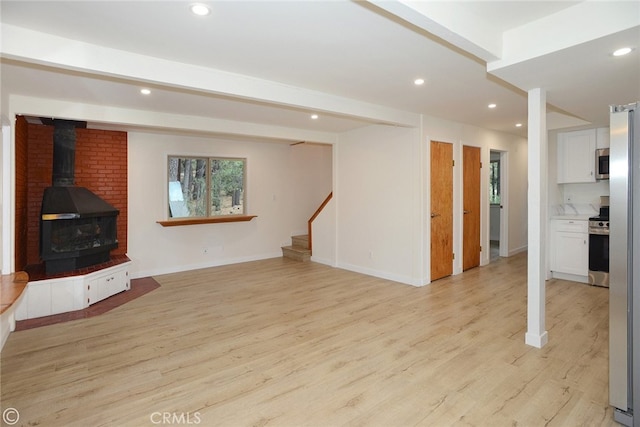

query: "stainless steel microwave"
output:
596 148 609 180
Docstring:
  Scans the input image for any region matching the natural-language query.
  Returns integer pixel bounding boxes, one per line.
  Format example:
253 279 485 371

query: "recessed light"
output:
613 47 633 57
414 78 425 86
190 3 211 16
488 103 497 109
515 123 523 127
140 88 151 95
310 114 319 120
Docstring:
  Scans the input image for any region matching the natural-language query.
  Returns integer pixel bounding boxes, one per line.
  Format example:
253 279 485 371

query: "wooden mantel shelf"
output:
157 215 257 227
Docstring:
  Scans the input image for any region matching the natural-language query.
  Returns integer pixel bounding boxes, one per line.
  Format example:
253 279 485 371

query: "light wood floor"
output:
1 253 615 426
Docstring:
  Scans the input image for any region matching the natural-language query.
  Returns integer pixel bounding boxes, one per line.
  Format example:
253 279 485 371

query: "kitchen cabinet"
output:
596 127 610 149
550 219 588 280
557 129 596 183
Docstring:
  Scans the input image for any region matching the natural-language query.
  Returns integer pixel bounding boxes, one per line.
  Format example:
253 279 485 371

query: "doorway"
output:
430 140 453 281
489 150 508 260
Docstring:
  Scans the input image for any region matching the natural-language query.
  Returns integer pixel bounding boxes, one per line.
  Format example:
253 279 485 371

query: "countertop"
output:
550 214 591 221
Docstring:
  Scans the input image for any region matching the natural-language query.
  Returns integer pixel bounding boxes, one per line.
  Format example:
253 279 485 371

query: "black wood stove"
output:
40 119 119 274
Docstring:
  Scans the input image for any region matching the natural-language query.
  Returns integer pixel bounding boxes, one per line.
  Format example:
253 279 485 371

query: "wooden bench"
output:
1 271 29 350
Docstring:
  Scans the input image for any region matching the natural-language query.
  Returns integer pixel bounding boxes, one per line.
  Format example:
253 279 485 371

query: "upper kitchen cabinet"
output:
596 127 610 149
557 129 596 183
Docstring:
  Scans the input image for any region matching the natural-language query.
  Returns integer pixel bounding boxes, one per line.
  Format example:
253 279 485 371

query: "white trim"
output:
337 262 418 287
1 122 13 274
508 245 528 257
499 151 510 258
130 252 282 280
550 271 589 284
525 330 549 349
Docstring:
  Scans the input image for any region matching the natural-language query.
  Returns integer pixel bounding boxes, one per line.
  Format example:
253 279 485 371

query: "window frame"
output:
164 155 250 224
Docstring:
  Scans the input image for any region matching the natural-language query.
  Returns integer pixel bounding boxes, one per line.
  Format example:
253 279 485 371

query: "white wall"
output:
329 115 527 286
128 131 330 278
310 197 336 266
335 124 423 285
290 143 332 235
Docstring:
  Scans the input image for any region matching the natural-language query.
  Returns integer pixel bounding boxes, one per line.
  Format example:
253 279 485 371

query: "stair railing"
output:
308 192 333 254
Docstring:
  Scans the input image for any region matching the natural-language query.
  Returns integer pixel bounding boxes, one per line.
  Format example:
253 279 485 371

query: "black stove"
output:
588 206 609 288
589 206 610 224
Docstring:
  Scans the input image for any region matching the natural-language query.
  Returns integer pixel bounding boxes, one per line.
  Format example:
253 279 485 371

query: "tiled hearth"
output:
24 254 132 282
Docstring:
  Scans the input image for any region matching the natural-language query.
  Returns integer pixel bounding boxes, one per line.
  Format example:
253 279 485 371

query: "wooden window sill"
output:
157 215 257 227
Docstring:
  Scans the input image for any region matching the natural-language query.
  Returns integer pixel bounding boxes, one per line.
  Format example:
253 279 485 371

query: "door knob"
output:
463 210 470 214
431 213 440 218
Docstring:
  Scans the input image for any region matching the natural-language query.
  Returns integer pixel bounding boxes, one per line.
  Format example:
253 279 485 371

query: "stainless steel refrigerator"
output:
610 102 640 427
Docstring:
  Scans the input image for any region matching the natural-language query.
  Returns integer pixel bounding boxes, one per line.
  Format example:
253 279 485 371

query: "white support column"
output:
525 88 548 348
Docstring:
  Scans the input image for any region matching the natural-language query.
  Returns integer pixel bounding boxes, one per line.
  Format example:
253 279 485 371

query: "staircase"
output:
282 192 332 263
282 235 311 262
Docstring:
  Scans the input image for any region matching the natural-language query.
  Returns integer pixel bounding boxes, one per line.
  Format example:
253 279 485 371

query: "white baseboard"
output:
130 252 282 279
525 330 549 348
508 245 528 256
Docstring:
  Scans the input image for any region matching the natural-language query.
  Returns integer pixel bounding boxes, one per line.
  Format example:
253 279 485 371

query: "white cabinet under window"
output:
550 219 588 282
557 129 596 183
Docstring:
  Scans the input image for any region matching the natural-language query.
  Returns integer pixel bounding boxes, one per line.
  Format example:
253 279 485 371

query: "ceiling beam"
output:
1 24 421 129
367 0 502 62
488 1 640 74
9 95 340 144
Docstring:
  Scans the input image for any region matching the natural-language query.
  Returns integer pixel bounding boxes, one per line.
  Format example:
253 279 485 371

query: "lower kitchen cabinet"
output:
550 219 588 282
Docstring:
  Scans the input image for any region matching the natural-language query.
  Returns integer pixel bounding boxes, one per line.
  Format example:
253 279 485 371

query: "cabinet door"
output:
596 127 610 149
87 278 98 306
97 274 116 301
94 267 130 303
554 232 589 275
557 129 596 183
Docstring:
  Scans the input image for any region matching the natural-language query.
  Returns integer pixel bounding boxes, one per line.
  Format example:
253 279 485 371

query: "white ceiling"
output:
1 1 638 140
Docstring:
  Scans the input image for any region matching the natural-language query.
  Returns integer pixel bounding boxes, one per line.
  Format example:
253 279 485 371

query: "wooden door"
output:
463 145 481 271
430 141 453 281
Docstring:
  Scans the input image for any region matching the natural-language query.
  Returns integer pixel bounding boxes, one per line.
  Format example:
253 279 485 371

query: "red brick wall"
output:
14 116 28 270
24 121 128 266
75 128 128 260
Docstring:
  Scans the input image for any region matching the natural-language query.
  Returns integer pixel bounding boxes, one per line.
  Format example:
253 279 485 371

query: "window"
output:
168 156 246 218
489 159 500 205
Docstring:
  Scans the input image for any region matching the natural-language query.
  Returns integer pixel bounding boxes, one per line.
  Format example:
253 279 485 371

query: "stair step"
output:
291 234 309 249
281 245 311 262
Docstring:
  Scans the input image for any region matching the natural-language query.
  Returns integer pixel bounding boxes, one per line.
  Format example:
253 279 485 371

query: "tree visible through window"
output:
489 159 500 205
168 156 245 218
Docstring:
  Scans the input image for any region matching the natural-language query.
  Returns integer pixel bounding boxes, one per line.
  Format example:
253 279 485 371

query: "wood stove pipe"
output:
40 118 87 186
